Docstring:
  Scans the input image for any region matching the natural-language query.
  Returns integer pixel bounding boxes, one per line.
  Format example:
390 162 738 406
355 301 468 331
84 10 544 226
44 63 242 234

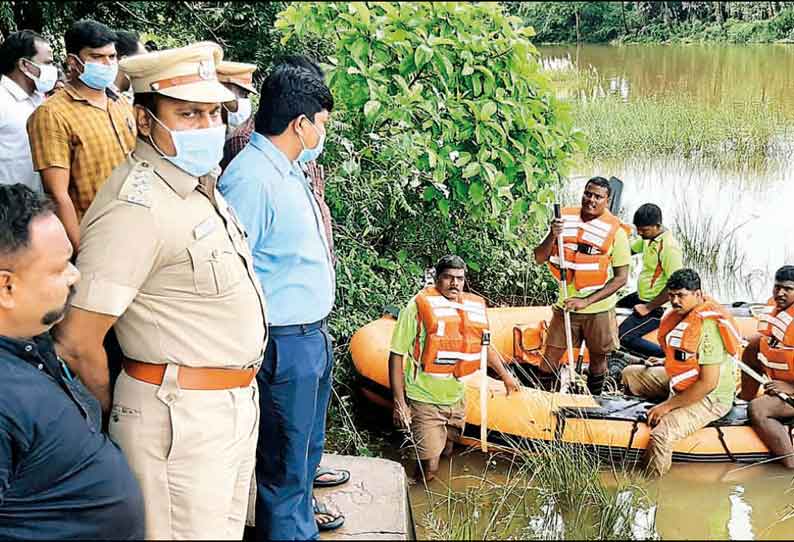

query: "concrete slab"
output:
317 453 414 540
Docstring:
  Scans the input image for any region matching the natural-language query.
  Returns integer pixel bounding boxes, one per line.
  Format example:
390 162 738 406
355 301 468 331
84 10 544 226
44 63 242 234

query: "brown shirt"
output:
71 140 267 368
27 84 136 218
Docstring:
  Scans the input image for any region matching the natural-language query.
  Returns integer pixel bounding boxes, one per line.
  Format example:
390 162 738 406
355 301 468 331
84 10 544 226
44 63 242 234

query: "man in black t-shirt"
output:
0 184 144 539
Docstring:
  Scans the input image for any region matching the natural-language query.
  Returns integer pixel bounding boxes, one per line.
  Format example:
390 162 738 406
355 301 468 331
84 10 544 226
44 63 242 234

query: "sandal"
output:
313 496 345 531
313 466 351 488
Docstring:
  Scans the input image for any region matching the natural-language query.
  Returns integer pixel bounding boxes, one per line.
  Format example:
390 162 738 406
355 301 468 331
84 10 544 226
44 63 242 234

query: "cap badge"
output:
199 56 215 80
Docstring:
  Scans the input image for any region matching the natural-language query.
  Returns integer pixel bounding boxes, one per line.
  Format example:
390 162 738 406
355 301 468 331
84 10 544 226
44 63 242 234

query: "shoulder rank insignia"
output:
118 161 155 208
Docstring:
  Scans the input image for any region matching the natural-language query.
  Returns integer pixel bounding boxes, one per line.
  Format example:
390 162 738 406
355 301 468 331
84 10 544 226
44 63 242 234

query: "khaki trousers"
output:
622 365 731 476
109 366 259 540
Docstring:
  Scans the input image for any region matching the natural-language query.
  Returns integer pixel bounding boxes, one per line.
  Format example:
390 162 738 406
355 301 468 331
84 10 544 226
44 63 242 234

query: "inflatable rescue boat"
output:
351 306 793 464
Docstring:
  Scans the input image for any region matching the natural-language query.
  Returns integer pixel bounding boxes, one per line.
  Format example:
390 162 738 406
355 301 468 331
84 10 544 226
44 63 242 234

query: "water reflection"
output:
540 44 794 113
406 453 794 540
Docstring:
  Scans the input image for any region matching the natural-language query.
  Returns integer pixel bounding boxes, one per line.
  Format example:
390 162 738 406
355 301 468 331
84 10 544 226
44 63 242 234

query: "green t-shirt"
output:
554 226 632 314
389 298 466 406
690 319 737 406
631 229 684 302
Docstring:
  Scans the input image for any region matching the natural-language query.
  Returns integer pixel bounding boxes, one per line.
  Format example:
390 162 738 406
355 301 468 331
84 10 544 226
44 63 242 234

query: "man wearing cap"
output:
217 60 257 138
54 42 267 540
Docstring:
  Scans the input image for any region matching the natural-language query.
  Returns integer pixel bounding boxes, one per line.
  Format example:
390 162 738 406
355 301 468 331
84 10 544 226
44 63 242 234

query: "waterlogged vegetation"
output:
510 1 794 44
573 97 790 169
416 443 656 540
541 53 793 171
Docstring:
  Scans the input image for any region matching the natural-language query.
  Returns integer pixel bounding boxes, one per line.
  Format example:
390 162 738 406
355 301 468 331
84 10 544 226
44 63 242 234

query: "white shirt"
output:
0 75 43 191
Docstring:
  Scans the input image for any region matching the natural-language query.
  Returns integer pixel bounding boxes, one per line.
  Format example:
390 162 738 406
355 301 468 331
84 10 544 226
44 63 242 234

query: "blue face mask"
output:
148 110 226 177
296 116 325 164
73 54 118 90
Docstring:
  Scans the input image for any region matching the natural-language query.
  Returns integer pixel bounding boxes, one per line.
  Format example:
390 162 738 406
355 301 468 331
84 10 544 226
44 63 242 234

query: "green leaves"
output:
363 100 381 121
462 162 481 179
414 44 434 69
276 1 581 301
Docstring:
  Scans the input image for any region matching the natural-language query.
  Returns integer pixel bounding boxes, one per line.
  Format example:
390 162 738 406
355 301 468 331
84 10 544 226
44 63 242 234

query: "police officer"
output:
216 60 257 137
54 42 267 540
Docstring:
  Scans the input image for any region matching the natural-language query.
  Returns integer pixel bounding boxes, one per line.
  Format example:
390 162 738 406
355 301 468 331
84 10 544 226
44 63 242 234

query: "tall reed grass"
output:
571 96 791 169
417 441 657 540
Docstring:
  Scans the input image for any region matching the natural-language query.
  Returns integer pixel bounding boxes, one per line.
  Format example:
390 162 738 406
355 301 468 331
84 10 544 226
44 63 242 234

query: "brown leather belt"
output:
122 358 256 390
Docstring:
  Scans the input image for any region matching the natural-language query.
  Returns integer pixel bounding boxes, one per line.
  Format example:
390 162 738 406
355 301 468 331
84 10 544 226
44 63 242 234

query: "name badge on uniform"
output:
193 217 219 240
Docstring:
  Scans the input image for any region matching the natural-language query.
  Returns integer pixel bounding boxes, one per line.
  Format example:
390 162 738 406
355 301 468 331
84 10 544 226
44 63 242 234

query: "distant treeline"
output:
507 1 794 43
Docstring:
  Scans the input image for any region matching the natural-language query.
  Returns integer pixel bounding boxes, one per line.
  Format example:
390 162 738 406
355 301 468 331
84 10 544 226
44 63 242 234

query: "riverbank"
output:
512 2 794 45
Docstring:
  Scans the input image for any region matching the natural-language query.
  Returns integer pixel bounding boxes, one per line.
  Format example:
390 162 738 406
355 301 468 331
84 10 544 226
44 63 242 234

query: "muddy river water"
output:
398 44 794 539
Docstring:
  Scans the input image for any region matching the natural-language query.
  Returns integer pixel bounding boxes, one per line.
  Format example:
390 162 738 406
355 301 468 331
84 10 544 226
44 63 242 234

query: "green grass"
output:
417 441 657 540
570 96 790 170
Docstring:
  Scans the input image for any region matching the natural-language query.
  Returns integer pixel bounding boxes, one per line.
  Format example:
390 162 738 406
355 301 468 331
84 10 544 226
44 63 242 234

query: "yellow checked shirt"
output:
27 84 136 218
71 140 267 368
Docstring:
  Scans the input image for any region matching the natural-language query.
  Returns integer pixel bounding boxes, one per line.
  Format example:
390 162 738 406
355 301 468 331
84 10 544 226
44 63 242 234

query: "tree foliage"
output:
0 1 308 75
277 2 581 338
509 1 794 43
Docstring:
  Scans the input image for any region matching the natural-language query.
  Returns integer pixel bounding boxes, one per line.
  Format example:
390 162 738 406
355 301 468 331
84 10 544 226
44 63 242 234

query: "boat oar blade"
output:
608 176 624 215
736 357 794 409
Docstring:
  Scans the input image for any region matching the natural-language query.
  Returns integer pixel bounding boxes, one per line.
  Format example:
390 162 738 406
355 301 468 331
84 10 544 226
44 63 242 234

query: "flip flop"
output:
313 497 344 531
313 466 351 488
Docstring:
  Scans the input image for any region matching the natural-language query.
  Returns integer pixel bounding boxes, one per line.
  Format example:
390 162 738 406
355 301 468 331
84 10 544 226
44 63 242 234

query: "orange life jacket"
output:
658 299 741 393
757 299 794 382
413 286 489 378
547 207 622 293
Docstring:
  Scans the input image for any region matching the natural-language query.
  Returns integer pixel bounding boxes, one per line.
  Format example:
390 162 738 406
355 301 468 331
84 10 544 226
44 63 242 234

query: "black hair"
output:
276 54 325 80
132 92 156 111
633 203 663 228
775 265 794 283
65 19 117 56
0 184 55 258
585 176 611 197
435 255 467 277
131 92 163 139
667 268 702 292
254 64 334 136
0 30 46 76
115 30 142 58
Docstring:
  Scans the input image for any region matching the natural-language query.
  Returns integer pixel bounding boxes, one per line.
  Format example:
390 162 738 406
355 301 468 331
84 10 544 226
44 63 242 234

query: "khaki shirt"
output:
72 140 267 368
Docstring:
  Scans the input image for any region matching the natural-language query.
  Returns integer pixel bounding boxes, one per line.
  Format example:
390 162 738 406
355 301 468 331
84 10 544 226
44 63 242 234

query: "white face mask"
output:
21 59 58 94
226 98 252 127
147 109 226 177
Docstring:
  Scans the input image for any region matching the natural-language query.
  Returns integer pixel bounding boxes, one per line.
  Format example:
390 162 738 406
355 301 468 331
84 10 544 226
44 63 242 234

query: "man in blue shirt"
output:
219 65 337 540
0 184 144 539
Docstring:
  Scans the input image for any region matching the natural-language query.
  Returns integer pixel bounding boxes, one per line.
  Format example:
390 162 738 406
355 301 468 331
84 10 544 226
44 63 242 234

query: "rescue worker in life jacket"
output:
622 269 739 477
388 255 520 483
617 203 683 358
533 176 631 394
739 265 794 469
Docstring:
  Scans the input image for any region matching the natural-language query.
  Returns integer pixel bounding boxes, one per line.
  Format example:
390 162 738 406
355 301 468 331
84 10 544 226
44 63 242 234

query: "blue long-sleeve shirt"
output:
218 131 334 326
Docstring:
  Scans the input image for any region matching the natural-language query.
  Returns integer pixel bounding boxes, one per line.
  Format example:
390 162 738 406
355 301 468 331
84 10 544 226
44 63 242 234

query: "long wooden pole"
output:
480 330 491 452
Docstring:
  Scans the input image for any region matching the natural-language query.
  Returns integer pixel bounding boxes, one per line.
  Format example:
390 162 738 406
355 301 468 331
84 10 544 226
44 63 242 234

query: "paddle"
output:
608 176 624 215
480 330 491 452
554 203 577 394
735 357 794 409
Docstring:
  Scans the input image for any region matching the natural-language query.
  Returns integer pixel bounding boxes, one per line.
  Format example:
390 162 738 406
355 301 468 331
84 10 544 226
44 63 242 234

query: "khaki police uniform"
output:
217 61 258 95
71 42 267 540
